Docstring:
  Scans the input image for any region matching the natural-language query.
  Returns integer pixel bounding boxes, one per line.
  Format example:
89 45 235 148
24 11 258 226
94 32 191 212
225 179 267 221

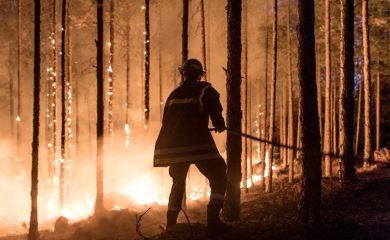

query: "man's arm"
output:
203 87 226 132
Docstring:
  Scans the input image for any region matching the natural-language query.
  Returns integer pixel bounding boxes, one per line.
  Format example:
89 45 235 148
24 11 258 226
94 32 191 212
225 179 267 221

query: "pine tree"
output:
28 0 41 239
182 0 189 64
354 82 362 156
95 0 105 214
266 0 277 193
223 0 242 221
297 0 322 223
339 0 356 182
362 0 372 166
144 0 150 124
287 0 294 183
59 0 67 210
260 1 269 189
323 0 332 177
200 0 207 81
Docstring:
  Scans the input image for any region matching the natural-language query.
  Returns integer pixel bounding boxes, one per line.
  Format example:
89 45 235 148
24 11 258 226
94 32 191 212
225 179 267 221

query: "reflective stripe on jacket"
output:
153 81 225 167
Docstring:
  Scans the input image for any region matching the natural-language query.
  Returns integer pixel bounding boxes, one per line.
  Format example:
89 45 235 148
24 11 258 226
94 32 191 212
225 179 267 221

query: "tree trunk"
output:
297 0 322 223
108 0 115 133
182 0 189 64
200 0 207 81
287 0 294 183
95 0 104 215
260 1 269 189
59 0 67 211
52 0 59 179
354 82 362 156
28 0 40 239
158 4 163 122
316 56 322 141
125 9 131 146
323 0 332 177
265 0 277 193
144 0 150 125
223 0 242 221
376 56 380 150
339 0 356 182
17 0 22 170
362 0 372 166
332 79 338 157
242 0 248 192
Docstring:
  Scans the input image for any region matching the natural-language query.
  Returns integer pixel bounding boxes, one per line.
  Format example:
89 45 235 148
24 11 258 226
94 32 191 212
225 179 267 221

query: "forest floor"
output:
1 159 390 240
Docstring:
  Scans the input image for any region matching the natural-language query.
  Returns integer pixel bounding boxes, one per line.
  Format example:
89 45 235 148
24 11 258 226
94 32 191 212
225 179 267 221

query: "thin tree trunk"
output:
323 0 332 177
317 56 322 140
158 4 163 122
182 0 189 64
200 0 207 81
362 0 372 166
28 0 40 239
332 80 338 156
59 0 67 211
287 0 294 183
242 0 248 192
125 12 131 146
108 0 115 133
354 82 362 156
296 97 302 161
297 0 322 223
339 0 356 182
144 0 150 125
9 47 14 138
52 0 59 178
266 0 277 193
95 0 105 214
17 0 22 170
66 0 72 198
282 55 287 168
376 56 380 150
223 0 242 221
260 1 269 189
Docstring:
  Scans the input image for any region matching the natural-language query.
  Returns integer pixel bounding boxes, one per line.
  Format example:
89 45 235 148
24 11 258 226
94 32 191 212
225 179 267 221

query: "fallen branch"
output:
135 207 152 240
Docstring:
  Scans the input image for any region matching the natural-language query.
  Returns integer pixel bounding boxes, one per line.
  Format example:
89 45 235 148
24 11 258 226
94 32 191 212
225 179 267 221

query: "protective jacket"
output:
154 80 225 167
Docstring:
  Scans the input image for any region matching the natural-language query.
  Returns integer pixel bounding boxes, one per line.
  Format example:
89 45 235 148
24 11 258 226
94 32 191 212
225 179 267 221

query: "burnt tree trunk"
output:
339 0 356 182
17 0 22 169
95 0 104 214
223 0 242 221
144 0 150 124
108 0 115 133
375 56 380 150
260 1 269 189
266 0 277 193
200 0 207 81
182 0 189 64
28 0 40 239
242 0 248 192
59 0 67 210
297 0 322 223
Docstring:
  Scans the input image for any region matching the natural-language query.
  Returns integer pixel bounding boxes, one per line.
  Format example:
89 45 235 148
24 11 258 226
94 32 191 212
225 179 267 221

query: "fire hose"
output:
209 127 339 158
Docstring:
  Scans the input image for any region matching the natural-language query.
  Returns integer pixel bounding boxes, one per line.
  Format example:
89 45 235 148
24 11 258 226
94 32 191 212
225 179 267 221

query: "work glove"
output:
215 125 226 133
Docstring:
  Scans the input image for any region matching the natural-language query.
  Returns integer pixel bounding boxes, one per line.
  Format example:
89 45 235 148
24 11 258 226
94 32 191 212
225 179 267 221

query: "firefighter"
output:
153 59 229 235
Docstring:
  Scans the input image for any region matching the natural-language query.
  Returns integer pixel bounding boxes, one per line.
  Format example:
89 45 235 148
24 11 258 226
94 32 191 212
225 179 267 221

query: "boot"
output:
207 199 232 236
166 210 180 229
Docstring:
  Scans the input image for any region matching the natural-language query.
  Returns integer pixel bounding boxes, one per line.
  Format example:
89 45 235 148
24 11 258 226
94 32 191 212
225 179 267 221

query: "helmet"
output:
180 59 204 77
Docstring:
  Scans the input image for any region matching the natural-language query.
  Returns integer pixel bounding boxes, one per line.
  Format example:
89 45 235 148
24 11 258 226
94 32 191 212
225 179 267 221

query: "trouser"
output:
167 157 227 213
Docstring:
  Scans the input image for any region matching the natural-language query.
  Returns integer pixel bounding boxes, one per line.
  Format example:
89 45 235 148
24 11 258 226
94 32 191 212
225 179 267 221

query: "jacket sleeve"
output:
203 86 225 130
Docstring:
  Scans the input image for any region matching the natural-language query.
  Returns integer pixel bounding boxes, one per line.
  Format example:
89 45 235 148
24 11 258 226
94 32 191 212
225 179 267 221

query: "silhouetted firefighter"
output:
153 59 230 236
